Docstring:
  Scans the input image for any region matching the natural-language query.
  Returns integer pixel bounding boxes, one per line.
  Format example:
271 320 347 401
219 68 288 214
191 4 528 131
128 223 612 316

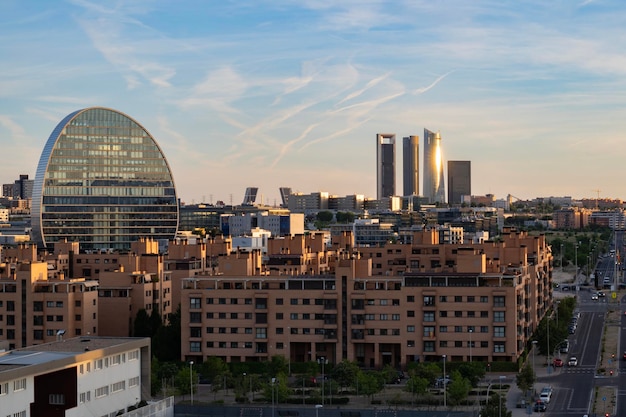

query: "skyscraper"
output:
402 135 419 196
423 129 446 204
376 133 396 199
447 161 471 205
31 107 179 250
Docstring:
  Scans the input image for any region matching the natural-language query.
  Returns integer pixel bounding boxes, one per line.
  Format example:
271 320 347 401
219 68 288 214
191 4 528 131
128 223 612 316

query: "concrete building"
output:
0 336 153 417
0 247 99 349
402 135 419 197
31 107 179 251
423 129 445 204
287 192 330 213
225 212 304 237
376 134 396 199
180 227 552 368
447 161 471 205
2 174 33 200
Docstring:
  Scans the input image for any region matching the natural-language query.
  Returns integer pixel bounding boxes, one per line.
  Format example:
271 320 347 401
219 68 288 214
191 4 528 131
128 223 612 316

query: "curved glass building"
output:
32 107 178 250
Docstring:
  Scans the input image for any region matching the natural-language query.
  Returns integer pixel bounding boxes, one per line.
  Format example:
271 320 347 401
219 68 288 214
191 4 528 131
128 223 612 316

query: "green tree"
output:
316 211 334 222
407 362 441 386
152 305 181 361
262 374 291 403
267 355 289 377
404 375 429 400
357 371 384 402
516 363 535 399
149 308 162 335
447 370 471 406
331 360 360 391
133 309 151 337
455 361 486 387
480 393 512 417
199 356 230 385
175 365 196 400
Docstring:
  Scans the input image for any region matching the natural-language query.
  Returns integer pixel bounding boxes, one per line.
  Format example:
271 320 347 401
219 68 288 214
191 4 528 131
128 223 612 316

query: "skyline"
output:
2 1 626 205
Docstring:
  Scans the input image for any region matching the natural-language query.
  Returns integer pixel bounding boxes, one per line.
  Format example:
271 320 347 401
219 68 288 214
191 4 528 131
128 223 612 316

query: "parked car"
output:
568 356 578 366
533 400 547 412
560 340 570 353
540 388 552 404
553 358 563 367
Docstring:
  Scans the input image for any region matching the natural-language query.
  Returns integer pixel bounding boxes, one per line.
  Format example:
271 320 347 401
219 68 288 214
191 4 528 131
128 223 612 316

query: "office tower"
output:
448 161 471 205
2 174 33 199
423 129 446 204
376 133 396 199
242 187 258 205
402 135 419 196
279 187 292 208
31 107 179 250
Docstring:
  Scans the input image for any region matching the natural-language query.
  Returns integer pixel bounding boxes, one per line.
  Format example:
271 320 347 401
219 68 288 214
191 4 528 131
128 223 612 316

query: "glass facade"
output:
32 107 178 250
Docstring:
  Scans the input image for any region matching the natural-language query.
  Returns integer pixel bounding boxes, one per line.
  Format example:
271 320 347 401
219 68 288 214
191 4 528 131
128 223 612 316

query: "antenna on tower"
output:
593 189 601 210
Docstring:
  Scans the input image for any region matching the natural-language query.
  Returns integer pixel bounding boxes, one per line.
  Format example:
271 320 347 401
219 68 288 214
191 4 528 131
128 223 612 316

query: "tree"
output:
175 365 196 399
404 375 429 401
480 393 512 417
331 360 359 391
262 374 291 403
447 370 471 406
149 308 162 335
133 309 151 337
199 356 230 385
316 211 334 222
357 371 384 402
152 305 181 361
455 361 485 387
516 363 535 399
267 355 288 377
407 362 441 386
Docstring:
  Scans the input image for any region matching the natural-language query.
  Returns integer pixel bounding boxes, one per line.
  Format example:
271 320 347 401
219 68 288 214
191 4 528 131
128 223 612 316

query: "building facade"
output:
0 336 151 417
376 134 396 200
423 129 446 204
402 135 419 197
447 161 471 205
180 228 552 369
31 107 179 251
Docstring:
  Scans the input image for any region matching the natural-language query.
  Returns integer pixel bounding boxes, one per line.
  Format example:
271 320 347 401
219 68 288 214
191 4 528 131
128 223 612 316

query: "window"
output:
190 298 201 309
231 342 238 348
56 301 63 308
467 311 475 318
467 296 475 302
407 295 415 302
480 326 489 333
407 340 415 347
255 328 267 339
255 298 267 309
423 326 435 337
455 341 463 347
423 341 435 352
290 298 298 305
33 301 43 311
219 327 226 334
190 327 202 338
303 298 310 305
392 314 400 321
423 296 435 306
231 313 238 319
219 313 226 319
407 310 415 317
494 311 505 322
380 329 387 335
276 313 283 320
392 299 400 306
128 350 139 361
13 378 26 391
454 296 462 302
219 342 227 348
48 394 65 405
468 325 475 332
7 301 15 311
439 311 447 317
454 326 462 332
290 313 298 320
493 296 505 307
439 325 448 332
111 381 125 393
480 296 488 303
75 314 82 321
276 298 283 305
380 299 388 306
407 325 415 333
494 326 505 337
494 342 505 353
454 311 462 318
380 314 388 320
0 382 7 396
439 341 448 347
129 376 140 387
206 298 214 304
95 385 109 398
480 311 489 318
439 295 447 302
245 298 252 305
365 314 375 320
79 391 91 403
230 298 238 305
423 311 435 322
190 312 201 323
481 341 489 348
33 316 44 326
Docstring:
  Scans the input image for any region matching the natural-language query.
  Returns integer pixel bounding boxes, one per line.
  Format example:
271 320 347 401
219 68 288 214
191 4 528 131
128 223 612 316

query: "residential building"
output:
31 107 179 251
287 192 330 213
447 161 471 205
402 135 419 197
0 336 153 417
180 227 552 368
376 134 396 199
2 174 33 200
423 129 445 204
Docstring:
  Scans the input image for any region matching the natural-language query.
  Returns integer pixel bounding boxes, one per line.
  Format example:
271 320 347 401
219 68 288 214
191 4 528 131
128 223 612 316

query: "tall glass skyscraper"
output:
376 134 396 199
31 107 179 250
402 135 419 196
447 160 471 205
423 129 446 204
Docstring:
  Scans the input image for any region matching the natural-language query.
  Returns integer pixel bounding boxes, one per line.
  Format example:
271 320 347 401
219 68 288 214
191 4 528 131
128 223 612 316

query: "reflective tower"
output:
402 135 419 196
32 107 179 250
423 129 446 204
376 133 396 199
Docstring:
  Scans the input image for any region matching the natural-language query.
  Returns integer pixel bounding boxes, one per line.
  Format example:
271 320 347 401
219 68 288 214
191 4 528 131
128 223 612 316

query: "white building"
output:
0 336 155 417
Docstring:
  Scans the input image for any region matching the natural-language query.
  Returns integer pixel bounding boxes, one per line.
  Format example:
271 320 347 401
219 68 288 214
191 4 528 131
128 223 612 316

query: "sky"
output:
1 0 626 206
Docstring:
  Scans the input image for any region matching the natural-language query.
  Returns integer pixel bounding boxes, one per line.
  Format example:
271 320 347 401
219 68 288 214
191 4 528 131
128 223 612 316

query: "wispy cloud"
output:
413 70 455 95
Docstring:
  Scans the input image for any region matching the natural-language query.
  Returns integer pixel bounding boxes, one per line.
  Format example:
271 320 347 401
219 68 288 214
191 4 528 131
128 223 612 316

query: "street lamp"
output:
315 404 323 417
442 354 447 408
271 377 277 417
469 328 473 362
499 375 505 417
317 357 328 405
244 372 252 403
189 361 194 406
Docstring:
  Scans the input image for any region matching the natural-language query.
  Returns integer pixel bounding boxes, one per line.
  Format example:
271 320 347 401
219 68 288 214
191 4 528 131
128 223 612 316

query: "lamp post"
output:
469 328 473 362
318 357 328 406
499 376 505 417
315 404 323 417
271 377 276 417
189 361 194 406
561 243 564 271
575 242 579 282
442 354 447 408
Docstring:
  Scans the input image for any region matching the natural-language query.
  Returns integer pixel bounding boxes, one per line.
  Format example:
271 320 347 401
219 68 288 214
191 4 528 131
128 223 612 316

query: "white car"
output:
591 293 599 300
568 356 578 366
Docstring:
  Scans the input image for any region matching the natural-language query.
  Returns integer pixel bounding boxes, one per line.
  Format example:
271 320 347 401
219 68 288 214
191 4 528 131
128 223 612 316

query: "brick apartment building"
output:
180 227 553 368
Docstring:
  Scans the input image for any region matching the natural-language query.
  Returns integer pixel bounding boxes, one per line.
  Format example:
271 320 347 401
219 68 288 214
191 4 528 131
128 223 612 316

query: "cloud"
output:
0 115 27 141
336 72 390 106
413 70 455 95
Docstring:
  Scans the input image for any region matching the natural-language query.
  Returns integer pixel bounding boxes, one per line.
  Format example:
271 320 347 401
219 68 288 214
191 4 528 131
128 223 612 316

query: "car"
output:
553 358 563 367
568 356 578 366
533 400 547 412
591 293 599 300
540 387 552 403
623 351 626 360
598 291 606 297
560 340 570 353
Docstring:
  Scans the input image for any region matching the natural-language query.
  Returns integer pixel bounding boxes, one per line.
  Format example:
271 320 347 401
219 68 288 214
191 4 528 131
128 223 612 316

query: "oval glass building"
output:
31 107 179 250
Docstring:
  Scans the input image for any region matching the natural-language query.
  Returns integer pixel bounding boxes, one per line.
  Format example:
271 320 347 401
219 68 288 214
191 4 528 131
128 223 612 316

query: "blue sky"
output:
1 0 625 205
